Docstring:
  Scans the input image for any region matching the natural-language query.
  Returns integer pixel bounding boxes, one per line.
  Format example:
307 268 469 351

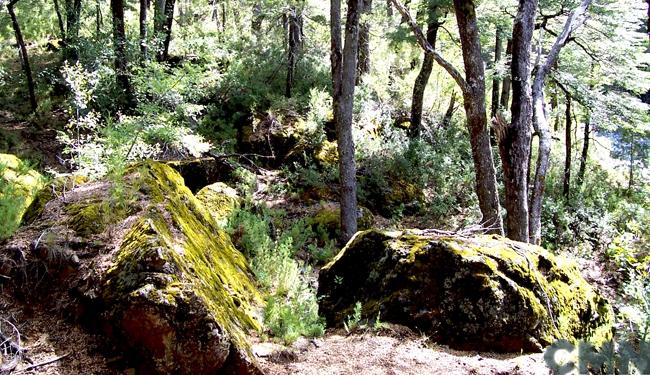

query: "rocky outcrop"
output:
3 161 263 374
318 230 613 353
0 154 45 240
196 182 241 226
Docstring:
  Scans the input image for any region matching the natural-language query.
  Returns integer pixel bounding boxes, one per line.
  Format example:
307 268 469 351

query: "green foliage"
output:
227 207 324 343
343 301 363 333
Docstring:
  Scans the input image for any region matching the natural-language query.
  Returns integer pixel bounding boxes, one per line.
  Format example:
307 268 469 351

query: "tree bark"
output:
111 0 134 109
498 0 536 243
529 0 592 244
386 0 393 17
628 134 634 193
576 112 590 188
140 0 148 60
499 38 512 109
357 0 372 83
453 0 503 234
442 91 457 128
390 0 502 234
53 0 66 40
252 3 263 34
7 0 37 112
409 4 441 138
285 7 302 98
490 26 503 119
560 87 571 199
96 0 103 38
334 0 362 243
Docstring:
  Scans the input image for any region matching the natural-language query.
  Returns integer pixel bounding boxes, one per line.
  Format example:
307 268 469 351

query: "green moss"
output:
104 161 263 369
0 154 45 240
196 182 240 227
309 204 373 240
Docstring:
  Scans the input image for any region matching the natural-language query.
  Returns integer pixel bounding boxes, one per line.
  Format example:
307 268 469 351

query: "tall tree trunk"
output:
285 7 302 98
562 90 572 199
390 0 502 234
453 0 503 234
335 0 362 243
490 26 503 119
140 0 148 60
499 38 512 109
111 0 134 109
53 0 66 40
252 3 263 34
628 135 634 193
576 112 590 188
357 0 372 83
64 0 82 61
156 0 176 61
498 0 536 242
7 0 37 112
96 0 103 38
386 0 393 17
409 4 441 138
529 0 592 244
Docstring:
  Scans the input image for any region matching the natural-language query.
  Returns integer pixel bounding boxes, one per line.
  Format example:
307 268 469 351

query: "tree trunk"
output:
529 0 592 244
498 0 536 242
156 0 176 61
453 0 503 234
111 0 134 109
53 0 66 40
499 38 512 109
628 134 635 193
357 0 372 83
96 0 103 37
576 112 590 188
252 3 263 34
409 4 441 138
64 0 82 61
562 90 571 199
285 7 302 98
441 91 456 128
335 0 362 243
7 0 37 112
140 0 148 60
490 26 503 119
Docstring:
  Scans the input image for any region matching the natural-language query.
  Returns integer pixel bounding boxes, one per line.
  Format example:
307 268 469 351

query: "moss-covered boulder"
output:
318 230 613 353
196 182 240 226
102 162 263 374
308 203 373 240
0 154 45 240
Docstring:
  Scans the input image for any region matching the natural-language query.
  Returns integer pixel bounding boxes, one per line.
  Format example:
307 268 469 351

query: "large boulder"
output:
196 182 241 226
0 154 45 240
3 161 263 374
318 230 613 353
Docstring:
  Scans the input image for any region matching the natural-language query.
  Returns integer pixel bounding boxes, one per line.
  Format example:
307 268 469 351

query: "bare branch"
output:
388 0 469 95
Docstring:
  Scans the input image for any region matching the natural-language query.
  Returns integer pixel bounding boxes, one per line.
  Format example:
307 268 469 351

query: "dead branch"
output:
19 352 70 372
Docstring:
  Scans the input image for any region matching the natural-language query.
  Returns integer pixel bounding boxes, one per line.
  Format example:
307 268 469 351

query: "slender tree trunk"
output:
111 0 134 109
357 0 372 83
140 0 148 60
410 5 441 138
252 3 263 34
442 91 456 128
64 0 82 61
499 38 512 109
498 0 536 242
285 7 302 98
453 0 503 234
7 0 37 112
576 112 590 188
156 0 176 61
562 91 572 199
96 0 103 38
628 134 635 193
386 0 393 17
53 0 66 40
335 0 362 243
490 26 503 119
529 0 592 244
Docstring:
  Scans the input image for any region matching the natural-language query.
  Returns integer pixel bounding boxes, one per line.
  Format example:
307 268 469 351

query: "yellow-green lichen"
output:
196 182 240 227
0 154 46 240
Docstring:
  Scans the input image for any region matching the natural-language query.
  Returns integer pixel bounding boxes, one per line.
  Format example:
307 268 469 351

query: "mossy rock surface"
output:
0 154 45 240
318 230 613 353
196 182 240 227
308 203 373 240
101 161 263 374
22 174 88 225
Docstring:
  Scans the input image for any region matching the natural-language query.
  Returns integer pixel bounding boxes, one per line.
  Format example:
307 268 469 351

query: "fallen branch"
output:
18 352 70 372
